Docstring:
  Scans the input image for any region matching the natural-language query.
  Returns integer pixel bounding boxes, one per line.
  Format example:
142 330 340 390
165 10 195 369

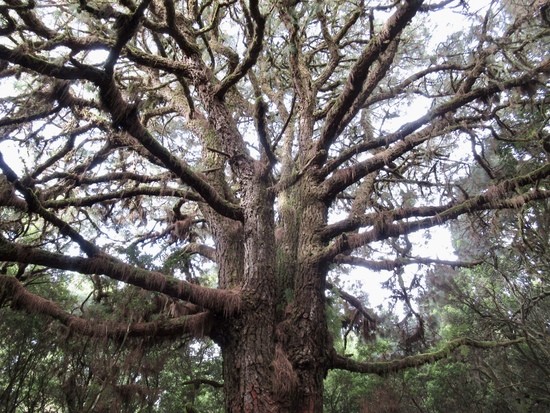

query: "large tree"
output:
0 0 548 411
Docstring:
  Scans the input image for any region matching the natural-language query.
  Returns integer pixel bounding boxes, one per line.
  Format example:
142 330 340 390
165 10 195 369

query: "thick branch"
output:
321 203 452 241
104 0 152 74
0 275 213 338
321 59 550 195
214 0 265 98
162 0 201 56
96 75 244 221
0 154 102 257
43 186 203 209
0 44 243 221
333 38 400 136
327 282 376 323
181 243 217 262
0 237 241 316
39 171 173 186
316 0 423 156
321 174 550 260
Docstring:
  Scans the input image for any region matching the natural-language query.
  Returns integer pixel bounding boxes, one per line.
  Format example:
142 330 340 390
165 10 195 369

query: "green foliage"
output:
0 275 223 413
0 309 64 413
324 369 379 413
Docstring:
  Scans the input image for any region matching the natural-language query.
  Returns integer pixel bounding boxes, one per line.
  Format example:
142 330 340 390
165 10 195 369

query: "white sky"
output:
347 0 494 307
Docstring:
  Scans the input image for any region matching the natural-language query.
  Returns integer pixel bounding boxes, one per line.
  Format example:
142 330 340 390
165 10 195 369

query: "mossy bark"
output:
216 174 331 412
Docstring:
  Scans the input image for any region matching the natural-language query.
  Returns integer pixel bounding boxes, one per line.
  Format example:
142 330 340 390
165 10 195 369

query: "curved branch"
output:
0 237 241 316
6 0 55 38
321 60 550 196
95 73 244 221
363 63 470 108
104 0 152 75
316 0 423 156
0 44 100 80
43 186 203 209
0 44 243 221
163 0 201 56
327 282 376 324
0 154 102 257
181 378 224 388
331 337 526 375
320 175 550 260
181 243 217 262
333 255 482 270
214 0 265 98
0 275 213 338
31 123 94 179
321 203 451 241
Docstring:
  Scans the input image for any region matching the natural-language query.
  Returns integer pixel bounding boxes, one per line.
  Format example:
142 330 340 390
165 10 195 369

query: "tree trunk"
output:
218 176 331 412
221 310 329 413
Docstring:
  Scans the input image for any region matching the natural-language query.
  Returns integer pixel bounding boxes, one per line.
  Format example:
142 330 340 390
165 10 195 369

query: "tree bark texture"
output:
212 174 332 412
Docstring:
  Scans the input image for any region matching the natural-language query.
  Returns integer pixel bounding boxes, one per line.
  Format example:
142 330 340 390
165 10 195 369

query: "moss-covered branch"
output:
0 275 213 339
0 237 241 317
331 337 526 375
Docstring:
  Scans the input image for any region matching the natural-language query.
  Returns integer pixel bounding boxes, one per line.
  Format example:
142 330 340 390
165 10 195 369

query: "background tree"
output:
0 0 549 411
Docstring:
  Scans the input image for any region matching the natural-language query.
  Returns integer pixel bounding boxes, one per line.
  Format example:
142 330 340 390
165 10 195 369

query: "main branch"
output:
0 275 213 339
0 237 241 316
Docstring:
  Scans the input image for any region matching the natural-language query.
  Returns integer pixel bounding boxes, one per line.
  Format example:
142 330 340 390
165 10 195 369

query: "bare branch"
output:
0 44 243 221
43 186 202 209
321 60 550 197
0 154 102 257
104 0 152 75
95 74 244 221
181 378 224 388
327 282 376 324
321 169 550 259
316 0 424 158
214 0 265 98
181 243 217 262
333 255 483 270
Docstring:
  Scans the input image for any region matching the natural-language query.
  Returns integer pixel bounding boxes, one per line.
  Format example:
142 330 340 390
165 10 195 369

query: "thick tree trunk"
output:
221 312 328 413
218 176 330 412
211 172 331 413
221 313 278 412
282 179 332 413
